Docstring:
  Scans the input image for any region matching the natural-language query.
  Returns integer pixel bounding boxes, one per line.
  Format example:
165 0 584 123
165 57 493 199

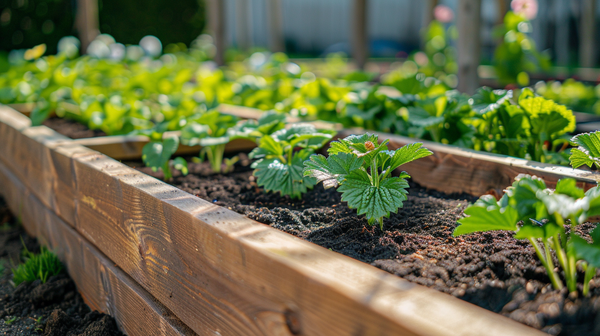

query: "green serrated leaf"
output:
569 231 600 268
253 150 314 199
303 152 364 188
555 178 585 199
514 221 563 240
383 143 433 172
569 131 600 169
453 206 518 236
338 170 409 225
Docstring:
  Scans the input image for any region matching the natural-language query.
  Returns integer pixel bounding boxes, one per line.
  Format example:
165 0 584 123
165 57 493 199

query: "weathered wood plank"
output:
0 161 195 336
340 130 600 196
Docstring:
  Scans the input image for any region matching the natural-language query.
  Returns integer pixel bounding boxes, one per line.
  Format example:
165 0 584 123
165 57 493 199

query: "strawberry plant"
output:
304 133 432 228
180 110 240 173
454 175 600 295
569 131 600 169
250 124 335 199
137 125 188 180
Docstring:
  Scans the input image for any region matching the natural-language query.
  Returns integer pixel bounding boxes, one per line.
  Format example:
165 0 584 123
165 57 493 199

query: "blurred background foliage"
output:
0 0 75 54
97 0 205 46
0 0 205 54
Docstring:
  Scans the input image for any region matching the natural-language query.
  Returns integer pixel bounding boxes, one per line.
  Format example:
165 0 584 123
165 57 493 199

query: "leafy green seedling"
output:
304 133 432 228
454 175 600 295
4 316 17 325
12 246 63 286
569 131 600 169
180 110 239 173
234 110 287 143
135 123 188 180
250 124 335 199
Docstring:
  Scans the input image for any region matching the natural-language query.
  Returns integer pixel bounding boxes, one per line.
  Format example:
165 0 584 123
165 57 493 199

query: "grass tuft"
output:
11 245 63 286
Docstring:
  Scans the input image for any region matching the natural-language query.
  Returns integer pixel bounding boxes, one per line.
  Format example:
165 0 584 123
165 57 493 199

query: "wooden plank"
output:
338 129 599 196
207 0 226 66
0 162 195 336
457 0 481 94
0 103 548 336
351 0 368 70
580 0 597 68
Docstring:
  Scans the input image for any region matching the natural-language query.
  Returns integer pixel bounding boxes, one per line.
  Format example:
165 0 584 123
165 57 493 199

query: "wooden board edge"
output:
335 129 600 196
0 102 545 336
68 142 543 335
0 161 195 336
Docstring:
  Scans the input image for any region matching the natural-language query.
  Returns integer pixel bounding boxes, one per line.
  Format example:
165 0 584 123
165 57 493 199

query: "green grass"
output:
11 246 63 286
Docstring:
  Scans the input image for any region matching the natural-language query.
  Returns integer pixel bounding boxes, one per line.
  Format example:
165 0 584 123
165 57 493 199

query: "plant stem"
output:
551 234 571 286
371 157 379 187
583 264 596 296
529 238 563 290
162 161 172 180
568 254 578 293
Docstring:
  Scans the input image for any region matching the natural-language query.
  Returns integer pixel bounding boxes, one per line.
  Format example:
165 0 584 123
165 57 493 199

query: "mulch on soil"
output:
0 198 123 336
131 158 600 335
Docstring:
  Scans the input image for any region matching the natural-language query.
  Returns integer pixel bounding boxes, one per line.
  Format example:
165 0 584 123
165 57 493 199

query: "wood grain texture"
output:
0 161 195 336
337 130 600 196
71 135 256 160
0 105 547 336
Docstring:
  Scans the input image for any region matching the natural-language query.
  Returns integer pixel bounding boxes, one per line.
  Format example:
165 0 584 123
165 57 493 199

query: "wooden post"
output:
496 0 509 24
266 0 285 52
423 0 438 28
580 0 596 68
351 0 368 70
555 0 569 66
421 0 438 50
75 0 99 53
235 0 252 51
457 0 481 94
207 0 226 66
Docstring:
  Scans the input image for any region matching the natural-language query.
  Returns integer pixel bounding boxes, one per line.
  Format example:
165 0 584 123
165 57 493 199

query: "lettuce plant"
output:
250 124 335 199
304 133 432 229
454 175 600 295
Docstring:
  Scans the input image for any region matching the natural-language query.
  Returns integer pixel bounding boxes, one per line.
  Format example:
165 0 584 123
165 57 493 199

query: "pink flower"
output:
434 5 454 23
511 0 538 20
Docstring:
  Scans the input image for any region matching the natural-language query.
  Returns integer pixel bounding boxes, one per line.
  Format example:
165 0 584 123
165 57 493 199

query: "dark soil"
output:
42 118 106 139
131 158 600 335
0 198 123 335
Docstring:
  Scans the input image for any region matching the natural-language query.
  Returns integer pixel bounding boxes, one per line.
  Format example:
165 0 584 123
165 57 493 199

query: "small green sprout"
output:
12 246 63 286
304 133 433 229
4 316 18 325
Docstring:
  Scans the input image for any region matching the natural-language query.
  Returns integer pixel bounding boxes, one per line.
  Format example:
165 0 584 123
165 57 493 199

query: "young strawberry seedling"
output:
304 133 433 229
454 175 600 295
250 124 335 199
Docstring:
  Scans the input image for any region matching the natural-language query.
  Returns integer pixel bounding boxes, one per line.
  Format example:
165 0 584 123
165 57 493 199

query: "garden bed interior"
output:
4 104 600 335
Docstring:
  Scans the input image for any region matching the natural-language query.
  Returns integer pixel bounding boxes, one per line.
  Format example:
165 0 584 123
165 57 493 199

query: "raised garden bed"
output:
0 101 560 334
